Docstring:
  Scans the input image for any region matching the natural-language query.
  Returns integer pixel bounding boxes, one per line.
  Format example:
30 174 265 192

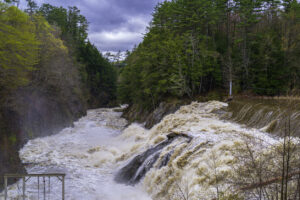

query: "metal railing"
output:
3 173 65 200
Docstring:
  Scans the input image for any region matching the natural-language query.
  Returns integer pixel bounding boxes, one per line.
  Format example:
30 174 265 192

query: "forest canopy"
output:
118 0 300 109
0 1 117 107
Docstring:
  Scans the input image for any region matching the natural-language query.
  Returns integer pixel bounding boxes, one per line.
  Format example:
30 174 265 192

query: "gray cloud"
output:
21 0 163 52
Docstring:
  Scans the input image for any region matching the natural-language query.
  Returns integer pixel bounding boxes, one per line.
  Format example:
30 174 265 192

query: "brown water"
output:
3 101 298 199
222 97 300 137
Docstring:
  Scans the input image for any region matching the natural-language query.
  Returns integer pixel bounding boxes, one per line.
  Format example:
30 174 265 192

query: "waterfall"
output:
112 101 284 199
222 98 300 136
3 100 299 200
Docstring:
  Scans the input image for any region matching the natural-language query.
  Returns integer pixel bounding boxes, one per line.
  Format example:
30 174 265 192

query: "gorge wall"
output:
0 86 87 190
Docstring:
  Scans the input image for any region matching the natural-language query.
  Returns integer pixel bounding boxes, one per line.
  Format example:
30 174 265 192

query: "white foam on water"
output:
114 101 286 200
3 107 151 200
3 101 298 200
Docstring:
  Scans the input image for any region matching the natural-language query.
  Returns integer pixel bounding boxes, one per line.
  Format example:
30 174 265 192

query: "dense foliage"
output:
0 1 117 108
0 2 117 184
38 3 117 107
0 4 39 95
78 41 117 106
0 1 88 141
118 0 300 108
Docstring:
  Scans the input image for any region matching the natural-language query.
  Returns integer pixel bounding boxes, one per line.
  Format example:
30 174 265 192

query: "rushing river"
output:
4 107 151 200
4 101 298 200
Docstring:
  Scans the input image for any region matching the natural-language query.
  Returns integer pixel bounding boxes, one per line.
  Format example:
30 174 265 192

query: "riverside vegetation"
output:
111 0 300 199
0 0 116 188
118 0 300 110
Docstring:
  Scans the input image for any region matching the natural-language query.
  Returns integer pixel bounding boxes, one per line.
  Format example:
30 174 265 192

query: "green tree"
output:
79 41 117 107
118 0 300 109
38 3 116 107
0 3 39 95
25 0 37 16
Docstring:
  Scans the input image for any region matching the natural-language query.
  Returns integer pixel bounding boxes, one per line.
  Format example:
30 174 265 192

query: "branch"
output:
239 170 300 191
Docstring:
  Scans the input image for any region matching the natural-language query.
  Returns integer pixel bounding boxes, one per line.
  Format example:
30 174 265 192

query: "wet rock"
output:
114 133 193 185
144 102 182 129
158 150 173 168
122 101 184 129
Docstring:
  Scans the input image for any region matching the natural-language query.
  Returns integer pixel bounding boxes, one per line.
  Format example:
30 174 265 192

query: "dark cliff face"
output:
0 108 26 191
0 87 87 191
122 101 183 129
121 94 224 129
14 87 87 139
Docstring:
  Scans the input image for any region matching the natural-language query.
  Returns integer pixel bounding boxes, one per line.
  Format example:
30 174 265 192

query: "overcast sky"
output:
21 0 164 53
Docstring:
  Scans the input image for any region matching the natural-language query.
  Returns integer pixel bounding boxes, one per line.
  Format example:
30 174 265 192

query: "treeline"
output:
0 0 117 108
118 0 300 109
38 3 117 106
0 0 116 183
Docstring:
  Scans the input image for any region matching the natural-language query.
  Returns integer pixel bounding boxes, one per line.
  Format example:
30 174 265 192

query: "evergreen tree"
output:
118 0 300 107
25 0 37 16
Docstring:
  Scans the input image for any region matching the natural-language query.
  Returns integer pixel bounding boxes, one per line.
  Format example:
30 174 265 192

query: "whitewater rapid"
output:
4 101 296 200
4 107 151 200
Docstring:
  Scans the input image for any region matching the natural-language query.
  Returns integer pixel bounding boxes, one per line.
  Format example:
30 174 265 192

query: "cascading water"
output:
2 107 151 200
222 98 300 136
3 101 298 200
113 101 285 200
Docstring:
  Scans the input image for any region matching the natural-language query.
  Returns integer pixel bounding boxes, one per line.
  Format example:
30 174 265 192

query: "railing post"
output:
38 176 40 200
62 175 65 200
43 176 46 200
4 175 7 200
22 176 25 200
4 173 65 200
